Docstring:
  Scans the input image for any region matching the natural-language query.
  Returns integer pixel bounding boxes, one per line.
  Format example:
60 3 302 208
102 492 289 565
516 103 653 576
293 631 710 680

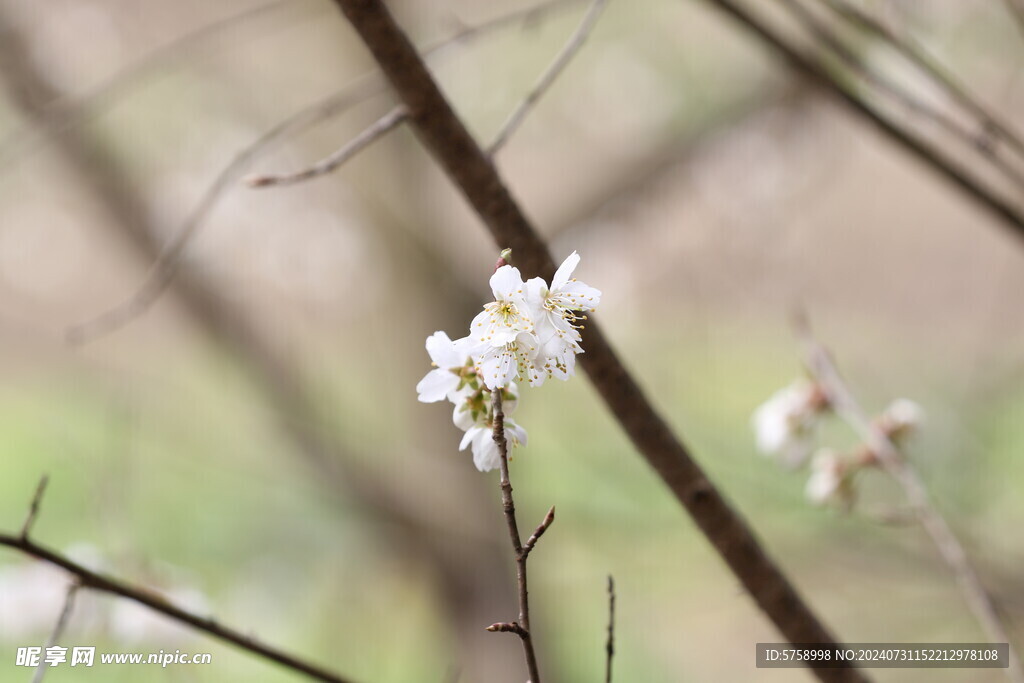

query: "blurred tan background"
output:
1 0 1023 681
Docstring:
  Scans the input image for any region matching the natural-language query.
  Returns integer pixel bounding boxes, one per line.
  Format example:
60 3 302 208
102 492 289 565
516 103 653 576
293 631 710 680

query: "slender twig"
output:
489 389 543 683
817 0 1024 160
247 105 408 187
523 506 555 557
488 0 609 155
20 474 49 540
328 2 867 680
65 0 585 345
605 575 615 683
778 0 1024 192
32 582 80 683
703 0 1024 246
0 533 357 683
795 316 1024 683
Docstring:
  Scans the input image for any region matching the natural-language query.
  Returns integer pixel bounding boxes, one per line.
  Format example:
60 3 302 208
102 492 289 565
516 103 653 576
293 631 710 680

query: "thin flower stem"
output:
488 0 610 155
490 389 543 683
796 315 1024 683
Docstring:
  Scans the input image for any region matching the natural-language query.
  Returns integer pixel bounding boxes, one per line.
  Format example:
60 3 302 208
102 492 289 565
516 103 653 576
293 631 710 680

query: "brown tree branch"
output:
327 1 865 680
247 105 408 187
0 532 358 683
489 389 544 683
488 0 609 155
702 0 1024 246
795 317 1024 683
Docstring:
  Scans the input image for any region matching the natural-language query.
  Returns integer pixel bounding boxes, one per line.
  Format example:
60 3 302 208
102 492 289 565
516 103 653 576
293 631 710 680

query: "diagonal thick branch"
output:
327 1 865 680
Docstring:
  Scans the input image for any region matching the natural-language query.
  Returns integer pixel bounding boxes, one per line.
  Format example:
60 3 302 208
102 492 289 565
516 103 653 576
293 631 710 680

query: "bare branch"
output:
328 1 867 679
778 0 1024 192
32 583 79 683
816 0 1024 160
795 316 1024 683
65 78 385 345
490 389 543 683
66 0 585 344
20 474 49 540
247 105 408 187
0 533 358 683
488 0 609 155
605 575 615 683
702 0 1024 246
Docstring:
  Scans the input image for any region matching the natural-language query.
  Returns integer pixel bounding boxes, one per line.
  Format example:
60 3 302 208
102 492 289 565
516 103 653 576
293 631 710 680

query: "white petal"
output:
524 277 549 314
479 346 518 390
452 400 478 431
472 430 502 472
416 369 459 403
489 265 525 300
552 281 601 311
552 251 580 289
459 426 480 451
505 420 528 447
425 331 459 368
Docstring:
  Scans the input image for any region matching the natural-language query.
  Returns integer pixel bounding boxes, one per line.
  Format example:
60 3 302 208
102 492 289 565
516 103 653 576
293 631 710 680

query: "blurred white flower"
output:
752 380 827 466
805 449 852 507
880 398 924 439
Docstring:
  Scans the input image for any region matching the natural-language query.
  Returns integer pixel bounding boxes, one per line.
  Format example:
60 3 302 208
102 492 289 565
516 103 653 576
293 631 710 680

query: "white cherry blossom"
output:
470 265 536 347
460 420 528 472
416 331 475 403
879 398 924 439
474 331 539 390
805 449 852 507
752 379 827 466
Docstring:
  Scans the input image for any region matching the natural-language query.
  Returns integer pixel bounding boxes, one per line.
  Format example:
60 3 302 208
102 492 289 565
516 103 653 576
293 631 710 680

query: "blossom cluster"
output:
417 252 600 472
753 379 923 507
